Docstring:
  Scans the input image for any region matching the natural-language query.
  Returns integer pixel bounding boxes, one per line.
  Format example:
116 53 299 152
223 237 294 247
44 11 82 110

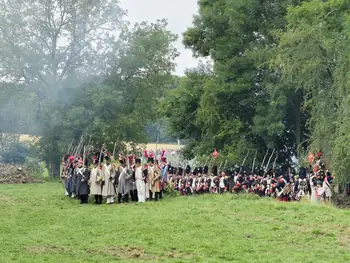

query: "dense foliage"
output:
0 1 178 176
163 0 350 183
1 0 350 184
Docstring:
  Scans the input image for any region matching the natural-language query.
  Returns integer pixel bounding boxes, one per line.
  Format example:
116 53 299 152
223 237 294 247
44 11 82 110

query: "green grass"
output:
0 183 349 263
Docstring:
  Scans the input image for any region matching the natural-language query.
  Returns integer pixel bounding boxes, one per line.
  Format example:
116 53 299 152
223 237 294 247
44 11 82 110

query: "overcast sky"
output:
119 0 199 76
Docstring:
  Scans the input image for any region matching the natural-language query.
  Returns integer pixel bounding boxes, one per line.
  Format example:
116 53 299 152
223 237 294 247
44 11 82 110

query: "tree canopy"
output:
163 0 350 183
0 1 178 175
1 0 350 184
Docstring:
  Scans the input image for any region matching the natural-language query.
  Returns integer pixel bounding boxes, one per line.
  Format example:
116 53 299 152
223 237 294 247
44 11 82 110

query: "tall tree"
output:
162 63 214 159
0 1 178 175
172 0 305 165
0 0 125 175
275 0 350 182
38 19 179 173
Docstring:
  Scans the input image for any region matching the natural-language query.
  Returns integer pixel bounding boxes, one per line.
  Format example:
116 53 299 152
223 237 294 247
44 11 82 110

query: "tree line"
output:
163 0 350 184
0 0 177 176
0 0 349 184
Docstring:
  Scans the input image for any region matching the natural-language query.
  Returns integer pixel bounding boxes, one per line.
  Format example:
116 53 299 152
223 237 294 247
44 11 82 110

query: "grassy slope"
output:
0 183 349 263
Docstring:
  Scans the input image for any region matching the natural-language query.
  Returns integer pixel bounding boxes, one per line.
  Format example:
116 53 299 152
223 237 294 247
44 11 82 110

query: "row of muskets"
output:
66 136 280 176
66 134 119 162
66 135 93 164
65 135 154 169
176 148 280 177
147 148 280 177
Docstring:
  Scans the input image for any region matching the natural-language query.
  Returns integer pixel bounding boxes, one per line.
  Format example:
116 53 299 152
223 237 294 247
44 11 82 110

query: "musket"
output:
252 150 258 173
86 135 91 151
261 148 269 169
67 139 74 154
112 141 117 158
127 152 131 170
71 140 79 157
82 145 86 166
265 148 275 173
77 138 85 158
273 152 278 169
208 155 214 169
218 161 223 174
238 150 250 174
98 144 104 167
223 159 227 170
74 135 84 158
81 145 86 182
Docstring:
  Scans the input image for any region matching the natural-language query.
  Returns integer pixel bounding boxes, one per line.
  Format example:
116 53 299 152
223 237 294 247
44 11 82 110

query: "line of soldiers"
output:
61 148 333 204
165 154 333 202
61 151 167 204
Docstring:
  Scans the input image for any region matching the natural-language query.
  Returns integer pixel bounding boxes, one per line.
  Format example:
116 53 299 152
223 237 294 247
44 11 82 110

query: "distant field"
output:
144 143 183 151
0 182 349 262
17 134 183 150
18 134 40 142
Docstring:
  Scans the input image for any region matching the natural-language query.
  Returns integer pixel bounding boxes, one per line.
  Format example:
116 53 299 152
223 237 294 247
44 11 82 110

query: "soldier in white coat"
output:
135 158 146 202
102 156 116 204
89 159 103 204
323 171 333 201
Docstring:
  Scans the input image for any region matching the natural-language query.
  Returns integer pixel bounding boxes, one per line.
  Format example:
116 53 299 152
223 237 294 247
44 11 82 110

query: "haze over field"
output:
119 0 199 75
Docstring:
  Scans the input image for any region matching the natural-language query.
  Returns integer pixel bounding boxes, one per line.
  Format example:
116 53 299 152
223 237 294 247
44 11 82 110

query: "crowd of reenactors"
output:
61 149 169 204
167 152 333 203
60 147 333 204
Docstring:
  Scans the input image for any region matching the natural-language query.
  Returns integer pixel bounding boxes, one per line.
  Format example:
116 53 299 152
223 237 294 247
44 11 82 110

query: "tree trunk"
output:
49 155 61 177
295 94 301 154
294 90 301 157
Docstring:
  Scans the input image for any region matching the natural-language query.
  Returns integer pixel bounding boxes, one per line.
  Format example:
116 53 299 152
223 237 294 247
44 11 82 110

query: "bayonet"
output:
265 149 275 173
239 150 250 174
261 148 269 169
252 150 257 173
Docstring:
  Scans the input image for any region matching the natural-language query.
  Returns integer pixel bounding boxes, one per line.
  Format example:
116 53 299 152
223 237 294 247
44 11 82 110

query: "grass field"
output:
0 183 350 263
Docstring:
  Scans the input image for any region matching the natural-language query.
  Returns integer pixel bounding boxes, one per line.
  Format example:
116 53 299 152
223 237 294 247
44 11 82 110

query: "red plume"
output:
316 152 323 159
161 149 165 158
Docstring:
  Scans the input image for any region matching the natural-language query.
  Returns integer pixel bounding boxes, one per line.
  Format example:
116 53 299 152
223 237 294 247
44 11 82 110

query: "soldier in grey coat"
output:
117 160 133 203
70 160 79 198
77 160 90 204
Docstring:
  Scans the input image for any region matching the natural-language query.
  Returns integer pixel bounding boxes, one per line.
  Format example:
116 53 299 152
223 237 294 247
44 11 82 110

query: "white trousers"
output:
145 182 150 199
106 196 114 204
136 180 146 202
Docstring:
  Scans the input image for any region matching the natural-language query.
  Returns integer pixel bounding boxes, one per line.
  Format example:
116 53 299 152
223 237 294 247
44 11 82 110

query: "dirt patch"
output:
337 227 350 249
104 246 145 259
26 245 68 254
86 246 195 260
86 246 147 259
0 194 15 204
0 164 43 184
166 250 195 259
331 193 350 209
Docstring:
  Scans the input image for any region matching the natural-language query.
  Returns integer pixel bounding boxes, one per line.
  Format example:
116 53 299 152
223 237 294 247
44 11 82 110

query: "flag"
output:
307 152 315 164
212 148 219 158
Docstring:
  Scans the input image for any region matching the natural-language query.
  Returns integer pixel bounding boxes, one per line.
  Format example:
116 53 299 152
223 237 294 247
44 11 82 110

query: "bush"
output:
163 182 178 197
2 143 29 164
24 157 44 176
